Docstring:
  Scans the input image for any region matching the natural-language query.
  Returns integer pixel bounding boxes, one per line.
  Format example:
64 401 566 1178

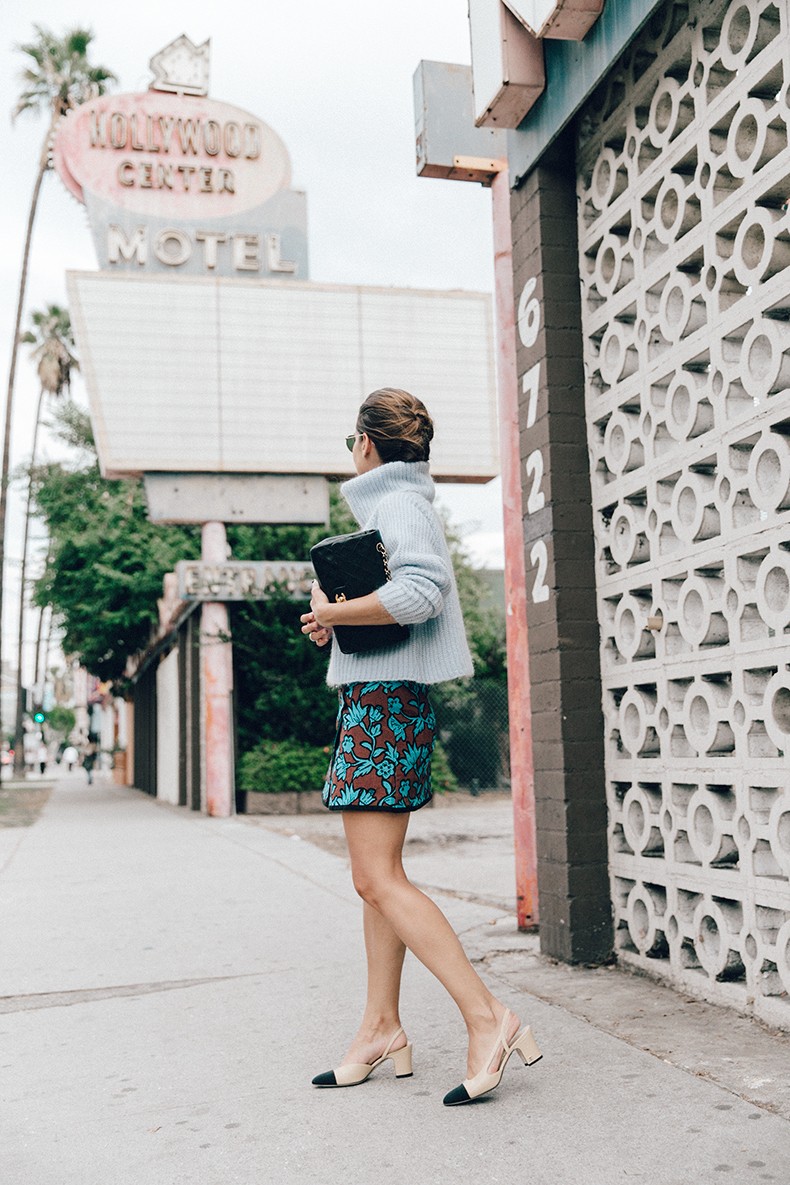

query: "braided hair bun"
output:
356 388 434 463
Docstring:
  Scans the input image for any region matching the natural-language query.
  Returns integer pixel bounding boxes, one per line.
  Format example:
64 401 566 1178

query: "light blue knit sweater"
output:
325 461 474 687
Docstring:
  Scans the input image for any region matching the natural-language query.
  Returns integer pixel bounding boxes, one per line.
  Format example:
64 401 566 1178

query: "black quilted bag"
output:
310 529 410 654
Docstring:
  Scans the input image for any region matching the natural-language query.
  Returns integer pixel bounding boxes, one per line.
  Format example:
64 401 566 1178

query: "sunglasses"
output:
345 433 357 452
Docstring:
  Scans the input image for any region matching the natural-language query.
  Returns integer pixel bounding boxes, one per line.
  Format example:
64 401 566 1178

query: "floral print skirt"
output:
322 681 436 812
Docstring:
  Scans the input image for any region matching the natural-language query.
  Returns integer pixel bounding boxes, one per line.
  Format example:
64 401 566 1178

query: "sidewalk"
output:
1 774 789 1185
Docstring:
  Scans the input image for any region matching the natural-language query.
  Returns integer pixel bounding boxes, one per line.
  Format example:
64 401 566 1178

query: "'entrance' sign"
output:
177 561 314 602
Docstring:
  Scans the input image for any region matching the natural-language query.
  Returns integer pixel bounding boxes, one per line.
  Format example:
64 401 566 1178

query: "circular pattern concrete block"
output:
670 474 719 544
619 687 659 757
623 784 663 855
626 884 665 955
741 320 790 401
693 899 744 980
763 671 790 752
613 594 655 660
747 433 790 513
665 372 713 441
609 504 651 567
677 575 728 647
682 680 735 755
687 788 738 866
755 551 790 631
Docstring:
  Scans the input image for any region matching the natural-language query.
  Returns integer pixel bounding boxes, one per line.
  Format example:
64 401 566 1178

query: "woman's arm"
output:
310 583 396 628
373 495 452 625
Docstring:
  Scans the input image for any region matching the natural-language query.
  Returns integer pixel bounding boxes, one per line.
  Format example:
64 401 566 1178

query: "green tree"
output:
1 28 116 710
46 704 76 739
31 404 199 681
229 490 356 757
13 306 78 774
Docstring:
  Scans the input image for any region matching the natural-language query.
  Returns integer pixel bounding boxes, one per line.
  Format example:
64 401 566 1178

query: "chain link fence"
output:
432 677 510 794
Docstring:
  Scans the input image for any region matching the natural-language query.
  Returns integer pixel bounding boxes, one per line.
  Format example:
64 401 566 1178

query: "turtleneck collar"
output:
341 460 435 526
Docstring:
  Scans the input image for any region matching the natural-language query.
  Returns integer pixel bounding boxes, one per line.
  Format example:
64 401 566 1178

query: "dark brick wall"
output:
510 132 612 964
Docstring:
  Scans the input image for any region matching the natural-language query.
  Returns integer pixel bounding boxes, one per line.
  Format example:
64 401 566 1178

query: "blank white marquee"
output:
67 272 499 482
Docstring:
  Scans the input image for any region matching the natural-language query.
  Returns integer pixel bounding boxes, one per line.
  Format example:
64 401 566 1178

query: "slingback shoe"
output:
312 1028 413 1088
443 1010 542 1106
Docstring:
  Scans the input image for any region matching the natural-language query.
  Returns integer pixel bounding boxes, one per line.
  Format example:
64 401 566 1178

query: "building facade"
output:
504 0 790 1026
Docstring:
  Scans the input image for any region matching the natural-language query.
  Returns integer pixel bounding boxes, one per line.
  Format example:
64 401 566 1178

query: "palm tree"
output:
1 27 115 739
12 305 78 775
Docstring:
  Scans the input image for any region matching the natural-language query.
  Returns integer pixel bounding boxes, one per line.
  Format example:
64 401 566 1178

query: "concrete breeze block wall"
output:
576 0 790 1027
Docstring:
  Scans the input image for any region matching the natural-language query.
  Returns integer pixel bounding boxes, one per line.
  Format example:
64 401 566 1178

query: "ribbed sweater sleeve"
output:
375 494 451 625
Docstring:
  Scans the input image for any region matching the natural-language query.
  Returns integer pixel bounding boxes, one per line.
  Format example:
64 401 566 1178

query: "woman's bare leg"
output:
340 903 408 1066
342 812 520 1077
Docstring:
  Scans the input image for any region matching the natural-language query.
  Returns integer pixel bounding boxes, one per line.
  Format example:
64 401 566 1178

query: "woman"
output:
300 387 541 1106
81 737 97 785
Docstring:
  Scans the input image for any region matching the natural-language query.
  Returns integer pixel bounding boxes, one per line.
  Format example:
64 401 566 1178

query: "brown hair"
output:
356 388 434 463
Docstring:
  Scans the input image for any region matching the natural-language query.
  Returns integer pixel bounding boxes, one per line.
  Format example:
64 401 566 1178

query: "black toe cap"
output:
311 1070 338 1087
443 1083 472 1106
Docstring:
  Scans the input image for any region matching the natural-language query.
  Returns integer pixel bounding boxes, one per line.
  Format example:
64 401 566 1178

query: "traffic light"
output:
32 709 46 724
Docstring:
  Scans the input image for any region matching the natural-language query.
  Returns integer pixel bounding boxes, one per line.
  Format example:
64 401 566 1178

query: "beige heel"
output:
388 1041 413 1078
312 1027 413 1088
513 1025 542 1066
443 1010 542 1106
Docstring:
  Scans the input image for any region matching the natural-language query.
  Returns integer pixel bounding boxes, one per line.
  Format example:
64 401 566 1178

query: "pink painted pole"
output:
201 521 234 817
491 167 539 930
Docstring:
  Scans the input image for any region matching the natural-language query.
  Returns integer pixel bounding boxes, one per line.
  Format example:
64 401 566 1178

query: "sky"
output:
1 0 503 684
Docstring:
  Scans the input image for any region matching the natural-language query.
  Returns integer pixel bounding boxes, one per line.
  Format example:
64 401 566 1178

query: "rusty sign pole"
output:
491 164 539 931
201 521 234 817
413 60 539 929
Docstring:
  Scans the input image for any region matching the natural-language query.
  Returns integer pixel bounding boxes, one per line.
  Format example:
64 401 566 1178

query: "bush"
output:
46 705 76 737
431 739 459 795
239 736 459 796
239 739 330 794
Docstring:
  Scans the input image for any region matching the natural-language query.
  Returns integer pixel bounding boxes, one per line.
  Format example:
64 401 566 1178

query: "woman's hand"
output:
302 579 396 635
301 614 332 646
300 610 333 647
300 582 333 646
309 580 332 625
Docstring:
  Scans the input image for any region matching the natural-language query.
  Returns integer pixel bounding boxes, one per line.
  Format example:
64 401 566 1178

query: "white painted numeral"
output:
517 277 541 349
529 541 550 603
525 450 546 514
519 275 550 605
521 361 541 430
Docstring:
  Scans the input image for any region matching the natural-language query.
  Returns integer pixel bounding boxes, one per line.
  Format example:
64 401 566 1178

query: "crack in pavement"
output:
412 880 512 914
0 972 269 1014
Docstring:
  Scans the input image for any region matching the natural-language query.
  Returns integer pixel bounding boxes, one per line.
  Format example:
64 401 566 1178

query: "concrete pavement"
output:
2 773 789 1185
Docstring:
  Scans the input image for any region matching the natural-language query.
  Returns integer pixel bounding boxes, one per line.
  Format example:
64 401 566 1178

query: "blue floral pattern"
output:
323 681 436 812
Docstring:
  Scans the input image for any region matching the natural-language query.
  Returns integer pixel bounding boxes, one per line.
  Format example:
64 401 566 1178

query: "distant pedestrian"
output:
62 744 78 773
37 742 47 776
82 738 98 785
300 388 542 1106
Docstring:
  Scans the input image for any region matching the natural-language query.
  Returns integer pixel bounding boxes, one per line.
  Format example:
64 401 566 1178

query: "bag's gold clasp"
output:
335 593 347 603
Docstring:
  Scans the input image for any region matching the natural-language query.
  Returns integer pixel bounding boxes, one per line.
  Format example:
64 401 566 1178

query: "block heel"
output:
390 1041 414 1078
513 1025 542 1066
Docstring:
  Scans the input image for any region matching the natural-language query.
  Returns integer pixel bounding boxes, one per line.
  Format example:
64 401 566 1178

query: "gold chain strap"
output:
376 541 393 581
